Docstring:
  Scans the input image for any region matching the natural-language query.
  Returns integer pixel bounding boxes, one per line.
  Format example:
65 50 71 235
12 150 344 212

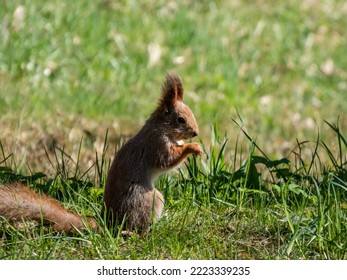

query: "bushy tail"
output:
0 183 96 232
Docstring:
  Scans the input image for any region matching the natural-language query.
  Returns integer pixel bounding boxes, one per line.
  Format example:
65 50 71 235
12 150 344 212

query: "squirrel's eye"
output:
177 117 186 124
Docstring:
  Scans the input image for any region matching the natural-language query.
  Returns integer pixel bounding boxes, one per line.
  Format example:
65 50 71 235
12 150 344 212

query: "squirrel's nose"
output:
192 131 198 137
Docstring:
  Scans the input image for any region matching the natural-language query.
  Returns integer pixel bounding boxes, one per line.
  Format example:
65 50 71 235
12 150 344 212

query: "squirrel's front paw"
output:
189 142 203 156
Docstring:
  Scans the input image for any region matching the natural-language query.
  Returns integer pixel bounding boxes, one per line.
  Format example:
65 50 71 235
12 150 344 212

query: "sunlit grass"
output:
1 0 347 166
1 121 347 259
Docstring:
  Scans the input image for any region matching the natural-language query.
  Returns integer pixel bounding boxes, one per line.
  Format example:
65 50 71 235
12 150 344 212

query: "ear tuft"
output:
163 73 184 101
157 73 184 114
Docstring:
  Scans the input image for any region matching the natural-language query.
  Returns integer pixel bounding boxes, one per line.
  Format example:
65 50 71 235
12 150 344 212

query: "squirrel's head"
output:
152 73 199 142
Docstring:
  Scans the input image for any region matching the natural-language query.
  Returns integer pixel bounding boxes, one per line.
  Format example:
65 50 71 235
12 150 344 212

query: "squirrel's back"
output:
103 128 167 230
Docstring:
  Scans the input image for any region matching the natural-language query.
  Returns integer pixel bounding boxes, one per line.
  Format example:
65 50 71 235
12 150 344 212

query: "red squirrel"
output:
0 73 202 232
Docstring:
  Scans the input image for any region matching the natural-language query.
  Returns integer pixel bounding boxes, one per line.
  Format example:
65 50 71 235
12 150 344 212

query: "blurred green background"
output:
1 0 347 170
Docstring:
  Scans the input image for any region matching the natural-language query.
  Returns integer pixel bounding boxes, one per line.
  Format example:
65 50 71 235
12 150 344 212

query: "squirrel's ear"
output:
158 73 184 113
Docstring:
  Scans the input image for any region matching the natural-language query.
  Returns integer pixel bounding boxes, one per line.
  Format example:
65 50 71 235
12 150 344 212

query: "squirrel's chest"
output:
148 141 177 181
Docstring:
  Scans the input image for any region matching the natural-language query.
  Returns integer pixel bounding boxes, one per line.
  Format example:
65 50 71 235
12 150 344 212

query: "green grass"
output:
1 0 347 259
1 0 347 155
1 121 347 259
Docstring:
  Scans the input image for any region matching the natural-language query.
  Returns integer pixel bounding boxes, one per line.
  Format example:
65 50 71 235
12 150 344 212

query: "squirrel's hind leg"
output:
126 187 164 232
144 188 164 222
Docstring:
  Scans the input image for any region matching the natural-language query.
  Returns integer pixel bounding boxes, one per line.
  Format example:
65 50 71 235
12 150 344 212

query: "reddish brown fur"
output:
0 183 96 232
103 73 202 231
